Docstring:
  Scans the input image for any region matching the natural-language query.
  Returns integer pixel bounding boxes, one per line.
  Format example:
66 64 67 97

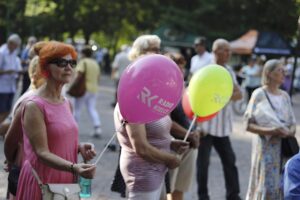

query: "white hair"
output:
261 59 281 85
7 33 21 46
128 35 161 61
212 38 229 52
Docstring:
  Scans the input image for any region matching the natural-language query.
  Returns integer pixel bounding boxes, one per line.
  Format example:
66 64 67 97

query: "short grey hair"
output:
212 38 229 52
261 59 281 85
128 35 161 61
7 33 21 46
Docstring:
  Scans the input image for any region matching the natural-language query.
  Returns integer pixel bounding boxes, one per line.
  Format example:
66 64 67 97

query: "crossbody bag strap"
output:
31 168 44 188
262 88 276 111
263 88 285 170
263 88 286 124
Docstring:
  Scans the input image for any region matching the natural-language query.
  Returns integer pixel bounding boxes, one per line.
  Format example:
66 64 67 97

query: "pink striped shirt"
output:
114 106 172 192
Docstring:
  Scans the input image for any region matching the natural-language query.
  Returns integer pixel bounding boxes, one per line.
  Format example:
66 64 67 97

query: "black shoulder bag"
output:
263 89 299 158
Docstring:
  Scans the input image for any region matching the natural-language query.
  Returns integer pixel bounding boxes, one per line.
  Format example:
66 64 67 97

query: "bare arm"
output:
4 107 22 163
111 68 118 80
246 118 288 137
24 102 95 178
231 84 242 101
170 121 199 148
126 123 180 169
170 121 187 139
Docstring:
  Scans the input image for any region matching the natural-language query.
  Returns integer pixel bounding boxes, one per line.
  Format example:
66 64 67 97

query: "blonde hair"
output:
28 56 45 89
128 35 161 61
261 59 281 85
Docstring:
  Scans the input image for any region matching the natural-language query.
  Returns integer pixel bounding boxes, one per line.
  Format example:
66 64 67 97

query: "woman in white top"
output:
244 59 296 200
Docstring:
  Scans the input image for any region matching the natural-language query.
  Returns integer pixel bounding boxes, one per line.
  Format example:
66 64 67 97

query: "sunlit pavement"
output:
0 75 299 200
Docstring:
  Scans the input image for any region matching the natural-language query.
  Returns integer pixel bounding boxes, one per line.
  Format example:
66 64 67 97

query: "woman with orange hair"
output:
15 41 96 200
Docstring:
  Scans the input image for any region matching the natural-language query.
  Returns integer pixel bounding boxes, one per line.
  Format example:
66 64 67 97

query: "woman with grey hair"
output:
128 34 161 61
112 34 189 200
244 59 296 200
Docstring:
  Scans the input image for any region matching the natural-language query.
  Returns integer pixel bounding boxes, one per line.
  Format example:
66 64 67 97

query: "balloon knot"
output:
121 120 128 126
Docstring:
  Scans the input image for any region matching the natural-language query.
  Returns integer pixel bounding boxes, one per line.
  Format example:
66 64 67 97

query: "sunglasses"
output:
49 58 77 68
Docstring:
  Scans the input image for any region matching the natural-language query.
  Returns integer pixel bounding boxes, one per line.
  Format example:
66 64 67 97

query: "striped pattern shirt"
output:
197 65 237 137
114 105 172 192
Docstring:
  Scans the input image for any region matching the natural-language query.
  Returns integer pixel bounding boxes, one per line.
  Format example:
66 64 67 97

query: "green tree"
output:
159 0 299 41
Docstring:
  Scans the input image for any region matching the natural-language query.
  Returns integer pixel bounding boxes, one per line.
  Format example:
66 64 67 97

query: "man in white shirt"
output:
0 34 22 123
189 37 212 76
242 56 262 101
196 39 242 200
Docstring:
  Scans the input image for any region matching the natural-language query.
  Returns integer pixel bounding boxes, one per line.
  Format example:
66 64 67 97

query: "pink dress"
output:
16 95 78 200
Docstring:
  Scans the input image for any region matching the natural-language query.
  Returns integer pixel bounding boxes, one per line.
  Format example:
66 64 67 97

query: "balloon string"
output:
183 115 197 142
94 132 116 165
94 121 127 165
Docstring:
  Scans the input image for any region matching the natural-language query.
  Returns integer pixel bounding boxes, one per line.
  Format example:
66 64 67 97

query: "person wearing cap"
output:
189 37 212 77
0 34 22 124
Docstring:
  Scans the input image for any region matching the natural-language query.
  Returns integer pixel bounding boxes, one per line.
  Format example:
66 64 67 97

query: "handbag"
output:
281 136 299 157
67 62 87 98
32 168 81 200
7 165 20 196
263 89 299 158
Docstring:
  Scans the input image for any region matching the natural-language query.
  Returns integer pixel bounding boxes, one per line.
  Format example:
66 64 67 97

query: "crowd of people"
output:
0 32 299 200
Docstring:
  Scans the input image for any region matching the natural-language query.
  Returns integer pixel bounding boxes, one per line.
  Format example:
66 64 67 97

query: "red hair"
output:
34 41 77 77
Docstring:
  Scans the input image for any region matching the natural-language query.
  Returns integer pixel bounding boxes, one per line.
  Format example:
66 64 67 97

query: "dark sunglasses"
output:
49 58 77 68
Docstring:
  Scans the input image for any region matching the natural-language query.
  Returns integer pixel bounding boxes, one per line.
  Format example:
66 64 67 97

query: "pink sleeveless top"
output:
16 95 78 200
114 105 172 192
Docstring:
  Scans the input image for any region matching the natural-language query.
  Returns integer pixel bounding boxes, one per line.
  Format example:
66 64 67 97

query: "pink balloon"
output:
117 54 184 123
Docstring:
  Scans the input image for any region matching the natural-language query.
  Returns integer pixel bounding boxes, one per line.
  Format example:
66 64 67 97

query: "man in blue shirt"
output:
284 152 300 199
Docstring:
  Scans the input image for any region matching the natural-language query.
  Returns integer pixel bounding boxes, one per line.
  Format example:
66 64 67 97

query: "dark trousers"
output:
197 135 241 200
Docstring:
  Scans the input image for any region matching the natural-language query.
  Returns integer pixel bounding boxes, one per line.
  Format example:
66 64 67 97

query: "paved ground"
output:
0 75 299 200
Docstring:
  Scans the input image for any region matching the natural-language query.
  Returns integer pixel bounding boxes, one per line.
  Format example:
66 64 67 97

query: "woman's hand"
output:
74 163 96 179
170 140 189 154
165 155 181 169
187 131 200 148
78 143 97 162
270 127 289 137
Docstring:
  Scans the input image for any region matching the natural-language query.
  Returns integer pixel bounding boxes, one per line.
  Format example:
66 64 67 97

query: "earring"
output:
42 70 49 78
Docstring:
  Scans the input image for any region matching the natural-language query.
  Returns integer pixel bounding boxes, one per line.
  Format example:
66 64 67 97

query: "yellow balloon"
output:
188 64 233 117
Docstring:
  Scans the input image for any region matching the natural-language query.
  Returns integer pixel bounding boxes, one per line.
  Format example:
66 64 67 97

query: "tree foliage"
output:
0 0 299 47
159 0 299 41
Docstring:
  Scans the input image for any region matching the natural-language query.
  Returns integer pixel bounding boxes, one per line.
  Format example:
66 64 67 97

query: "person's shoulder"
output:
204 51 212 57
280 89 290 98
286 154 300 174
0 45 7 55
251 87 264 99
23 98 41 113
191 54 198 59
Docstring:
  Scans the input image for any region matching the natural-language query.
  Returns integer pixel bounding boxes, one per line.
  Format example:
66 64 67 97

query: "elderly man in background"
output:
0 34 22 124
189 37 212 77
196 38 242 200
